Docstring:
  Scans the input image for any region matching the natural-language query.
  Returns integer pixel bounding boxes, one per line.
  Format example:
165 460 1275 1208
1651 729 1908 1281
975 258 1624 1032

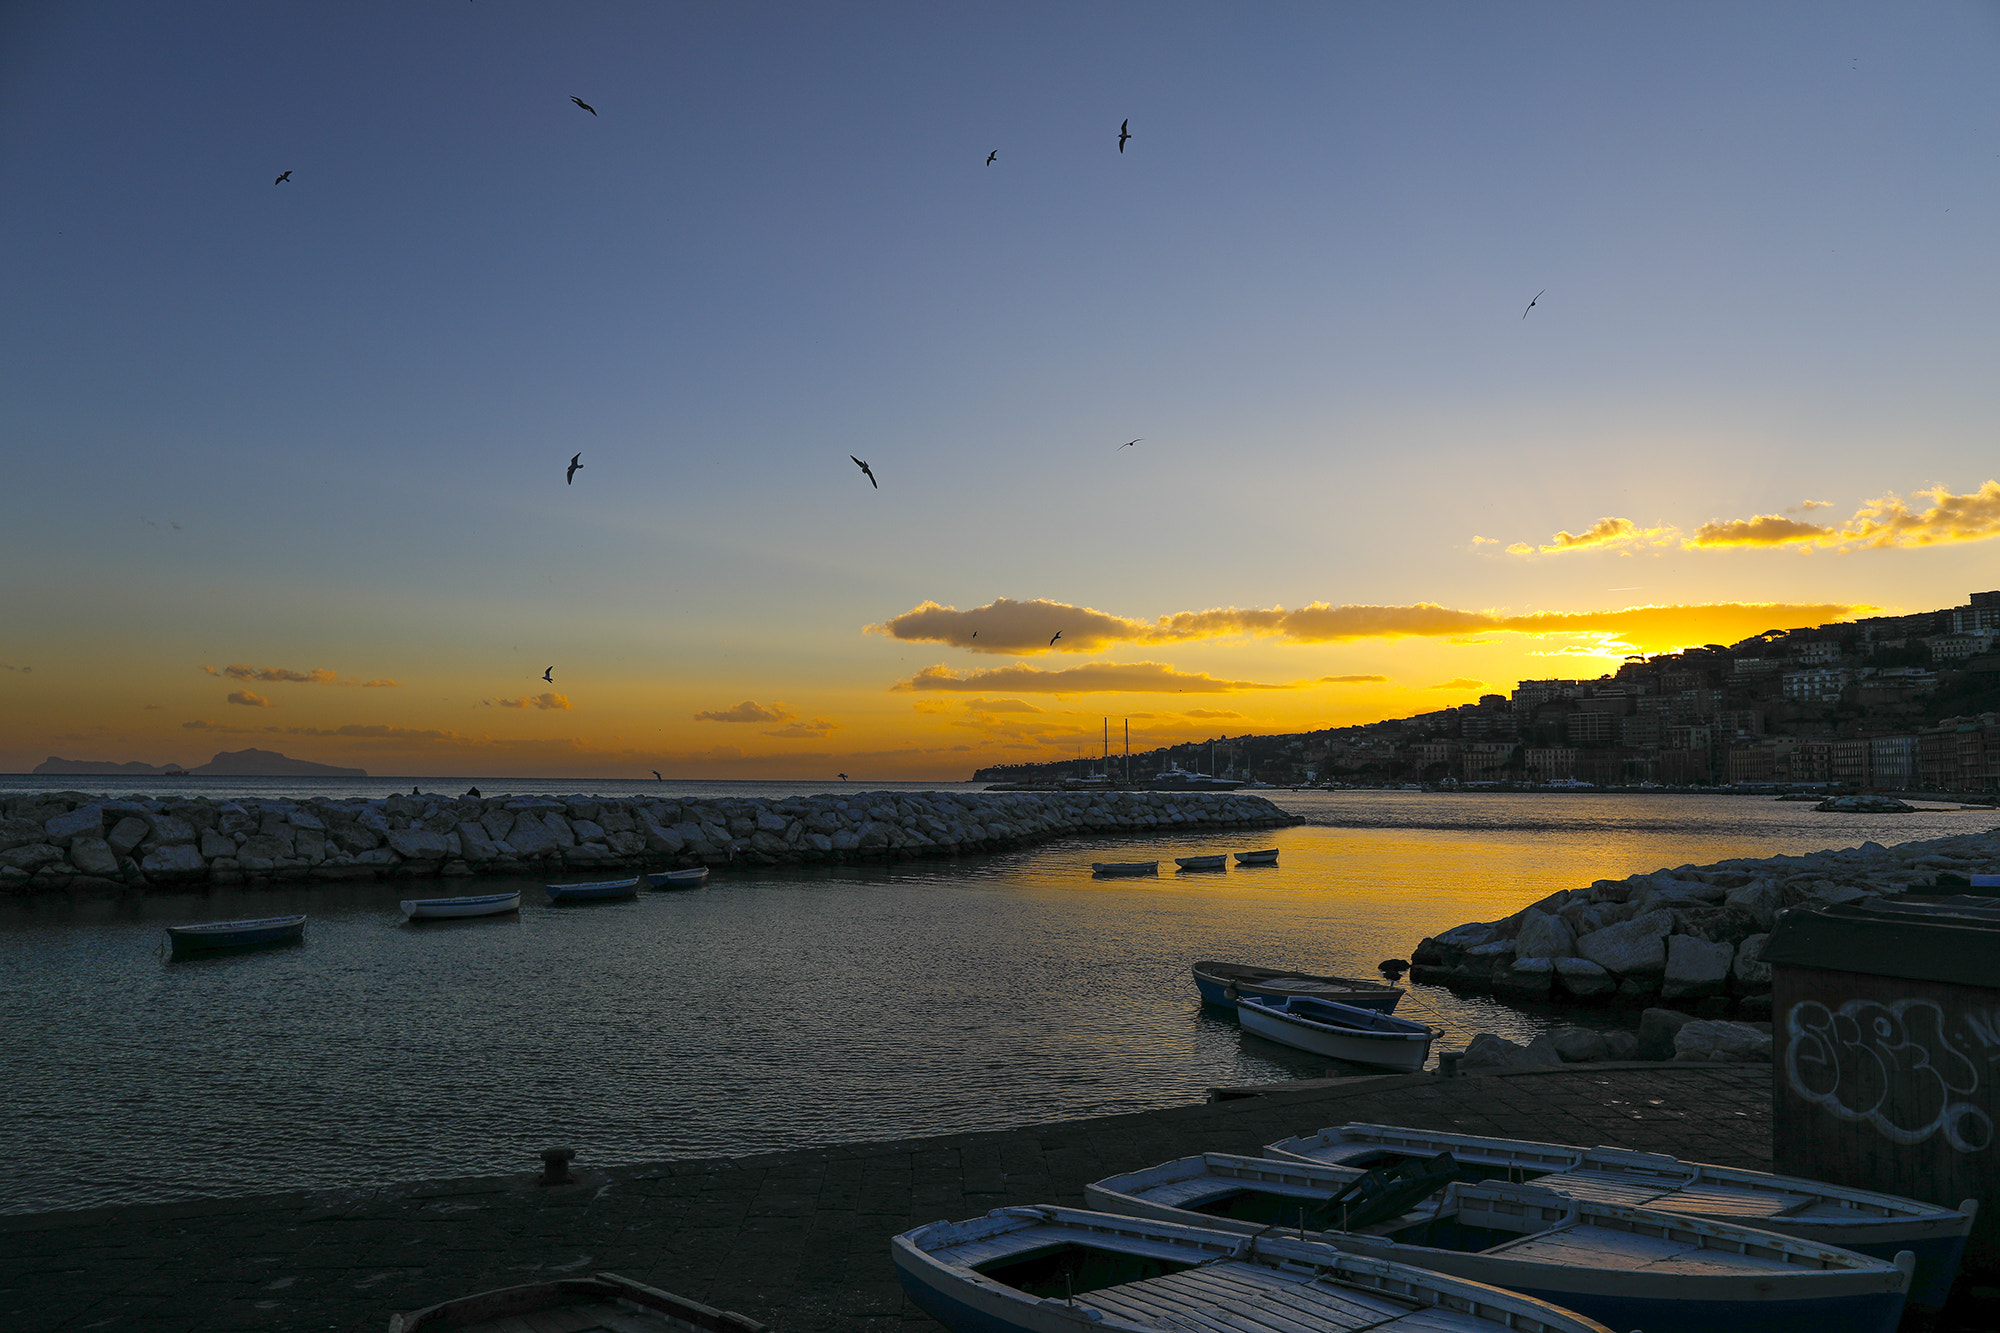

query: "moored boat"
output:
164 914 306 953
1234 848 1279 865
892 1203 1619 1333
402 891 521 921
1193 959 1404 1013
1083 1153 1914 1333
1237 994 1438 1071
544 877 641 903
1264 1122 1978 1310
1090 861 1158 877
1173 854 1228 871
386 1271 767 1332
647 866 710 889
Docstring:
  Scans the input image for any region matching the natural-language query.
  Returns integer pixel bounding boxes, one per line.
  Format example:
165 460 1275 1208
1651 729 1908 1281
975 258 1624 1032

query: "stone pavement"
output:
3 1065 1772 1333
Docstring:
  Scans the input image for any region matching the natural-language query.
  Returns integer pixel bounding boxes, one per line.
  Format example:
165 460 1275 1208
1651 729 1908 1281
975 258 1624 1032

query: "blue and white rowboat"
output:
544 877 640 903
402 891 521 921
894 1204 1619 1333
1237 994 1438 1071
1234 848 1279 865
165 914 306 953
1193 960 1404 1013
1264 1122 1978 1310
646 867 709 889
1086 1153 1915 1333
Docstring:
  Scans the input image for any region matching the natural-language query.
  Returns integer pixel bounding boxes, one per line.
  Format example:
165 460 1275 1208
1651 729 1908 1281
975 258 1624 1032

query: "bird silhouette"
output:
543 666 554 683
850 455 877 488
971 631 977 639
652 770 662 780
1119 438 1143 449
567 452 582 484
1522 289 1545 320
273 171 291 185
986 150 997 165
1118 119 1131 153
571 96 596 115
1049 631 1063 646
838 772 849 781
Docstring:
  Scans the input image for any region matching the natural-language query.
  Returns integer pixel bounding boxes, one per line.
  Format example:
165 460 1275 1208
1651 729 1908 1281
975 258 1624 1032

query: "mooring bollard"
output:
1438 1052 1462 1079
539 1146 575 1185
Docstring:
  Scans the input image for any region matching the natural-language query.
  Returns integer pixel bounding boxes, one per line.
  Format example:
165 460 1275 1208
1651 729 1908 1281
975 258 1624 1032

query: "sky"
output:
3 2 1998 780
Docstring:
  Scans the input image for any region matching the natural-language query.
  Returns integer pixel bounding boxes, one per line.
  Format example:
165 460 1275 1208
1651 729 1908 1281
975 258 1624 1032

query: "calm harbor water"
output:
3 787 1991 1216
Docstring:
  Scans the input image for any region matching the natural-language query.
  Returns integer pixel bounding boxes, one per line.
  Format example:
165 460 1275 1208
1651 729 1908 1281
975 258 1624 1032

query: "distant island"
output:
32 748 367 778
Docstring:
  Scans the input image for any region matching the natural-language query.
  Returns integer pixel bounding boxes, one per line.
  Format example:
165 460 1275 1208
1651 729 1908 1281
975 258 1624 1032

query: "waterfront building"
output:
1869 734 1918 788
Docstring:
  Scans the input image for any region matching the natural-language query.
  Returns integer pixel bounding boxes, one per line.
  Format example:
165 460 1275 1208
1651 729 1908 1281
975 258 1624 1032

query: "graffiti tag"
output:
1784 998 1995 1154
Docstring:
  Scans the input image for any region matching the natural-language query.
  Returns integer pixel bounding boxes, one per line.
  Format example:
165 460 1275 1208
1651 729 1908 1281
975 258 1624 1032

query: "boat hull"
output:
165 915 306 952
1192 960 1403 1013
403 891 520 920
1090 862 1158 877
647 867 710 889
1237 995 1435 1071
1085 1157 1913 1333
1264 1123 1974 1309
1173 855 1227 871
544 878 641 903
892 1205 1620 1333
1234 848 1279 864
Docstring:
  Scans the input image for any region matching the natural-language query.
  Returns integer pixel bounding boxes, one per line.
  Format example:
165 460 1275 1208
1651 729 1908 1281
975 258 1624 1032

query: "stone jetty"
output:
0 788 1300 893
1411 823 2000 1017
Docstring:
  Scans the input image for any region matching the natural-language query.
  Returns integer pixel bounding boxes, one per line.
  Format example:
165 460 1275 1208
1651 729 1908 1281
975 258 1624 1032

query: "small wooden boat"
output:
647 866 710 889
164 914 306 953
1234 848 1280 865
401 891 520 921
1083 1154 1914 1333
1173 854 1228 871
386 1271 767 1332
1194 960 1404 1013
1237 995 1438 1071
1265 1122 1978 1311
544 877 641 903
1090 861 1158 877
892 1204 1619 1333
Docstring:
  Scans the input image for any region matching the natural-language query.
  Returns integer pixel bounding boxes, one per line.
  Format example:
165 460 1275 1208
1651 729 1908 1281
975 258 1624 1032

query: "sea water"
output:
2 787 1988 1215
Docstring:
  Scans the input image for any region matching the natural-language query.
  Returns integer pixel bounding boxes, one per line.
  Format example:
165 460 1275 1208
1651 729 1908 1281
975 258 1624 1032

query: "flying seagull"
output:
652 770 662 780
1049 630 1062 646
1521 288 1545 320
566 452 582 484
543 666 554 683
274 170 291 185
986 150 997 166
571 96 596 115
1118 119 1131 153
1118 438 1142 449
837 772 849 781
850 455 877 488
971 631 977 639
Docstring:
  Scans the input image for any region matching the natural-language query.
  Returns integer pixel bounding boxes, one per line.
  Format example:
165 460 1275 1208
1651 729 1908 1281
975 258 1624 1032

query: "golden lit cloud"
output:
1505 517 1680 556
200 663 398 686
874 596 1865 657
1319 674 1391 683
1793 499 1833 512
1429 678 1485 690
765 719 838 739
694 700 796 723
1183 708 1242 719
891 661 1299 694
869 598 1147 655
1686 480 2000 551
226 690 269 707
489 693 571 711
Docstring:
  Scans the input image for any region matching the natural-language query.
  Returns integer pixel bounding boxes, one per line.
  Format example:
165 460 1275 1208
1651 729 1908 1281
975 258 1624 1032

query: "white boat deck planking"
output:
1484 1223 1801 1276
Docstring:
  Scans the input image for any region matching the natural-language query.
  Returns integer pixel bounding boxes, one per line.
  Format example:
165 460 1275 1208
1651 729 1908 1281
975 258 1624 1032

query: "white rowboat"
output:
402 891 520 921
1237 994 1439 1071
647 867 710 889
893 1204 1619 1333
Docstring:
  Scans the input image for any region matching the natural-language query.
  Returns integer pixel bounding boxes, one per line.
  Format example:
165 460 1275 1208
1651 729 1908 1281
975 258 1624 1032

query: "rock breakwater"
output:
1411 823 2000 1018
0 788 1301 893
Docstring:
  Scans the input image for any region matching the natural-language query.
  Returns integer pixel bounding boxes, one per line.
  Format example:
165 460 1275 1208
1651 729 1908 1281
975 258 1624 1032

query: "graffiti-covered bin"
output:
1765 895 1999 1284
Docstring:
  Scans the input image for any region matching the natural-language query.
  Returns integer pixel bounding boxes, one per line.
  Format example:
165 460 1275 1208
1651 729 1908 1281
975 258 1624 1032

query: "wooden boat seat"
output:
1484 1222 1802 1275
1077 1259 1426 1332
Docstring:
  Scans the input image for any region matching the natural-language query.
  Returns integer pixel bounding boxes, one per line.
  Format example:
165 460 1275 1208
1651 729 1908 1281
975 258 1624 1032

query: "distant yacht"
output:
1144 764 1243 791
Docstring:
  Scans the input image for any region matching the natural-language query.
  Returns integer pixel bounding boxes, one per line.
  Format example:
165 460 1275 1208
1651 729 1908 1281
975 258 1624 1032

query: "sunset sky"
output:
4 2 1998 779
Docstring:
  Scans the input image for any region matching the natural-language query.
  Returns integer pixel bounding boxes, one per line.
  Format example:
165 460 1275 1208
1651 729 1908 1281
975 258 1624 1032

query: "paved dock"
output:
4 1065 1775 1332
